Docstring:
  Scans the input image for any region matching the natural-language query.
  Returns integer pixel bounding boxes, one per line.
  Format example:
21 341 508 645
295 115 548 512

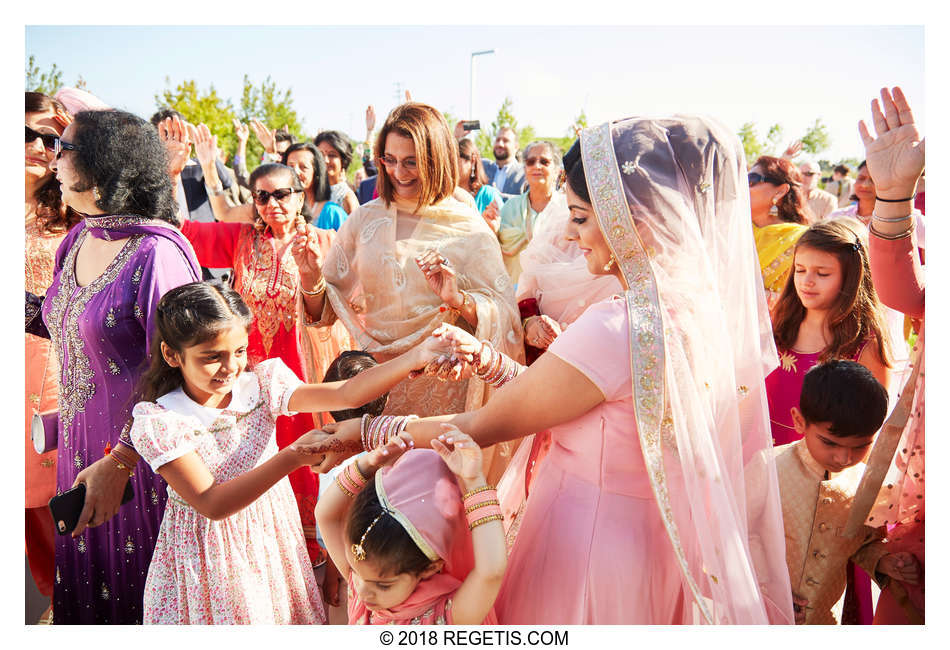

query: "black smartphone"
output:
48 481 135 535
461 120 480 132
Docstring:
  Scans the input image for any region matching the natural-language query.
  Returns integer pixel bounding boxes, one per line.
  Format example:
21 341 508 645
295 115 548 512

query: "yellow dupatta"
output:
753 222 808 294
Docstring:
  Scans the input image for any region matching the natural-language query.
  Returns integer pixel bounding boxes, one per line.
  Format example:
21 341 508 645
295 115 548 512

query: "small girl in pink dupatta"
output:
316 428 505 624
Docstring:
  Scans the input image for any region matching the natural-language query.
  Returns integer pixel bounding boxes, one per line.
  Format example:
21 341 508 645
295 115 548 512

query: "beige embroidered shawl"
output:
318 195 524 482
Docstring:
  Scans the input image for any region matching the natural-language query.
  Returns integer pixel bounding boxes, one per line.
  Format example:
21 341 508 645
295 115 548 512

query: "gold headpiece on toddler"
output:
351 507 393 562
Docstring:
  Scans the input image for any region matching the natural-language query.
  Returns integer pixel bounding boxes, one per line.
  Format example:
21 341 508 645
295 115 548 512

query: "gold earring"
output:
93 186 102 202
603 257 616 272
768 198 779 216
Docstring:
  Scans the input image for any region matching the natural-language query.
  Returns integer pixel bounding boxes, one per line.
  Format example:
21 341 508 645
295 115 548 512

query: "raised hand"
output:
454 120 467 140
481 201 501 233
232 118 249 144
416 249 461 307
192 123 219 169
291 223 324 284
365 105 376 134
858 86 925 198
157 115 192 177
431 425 483 482
781 140 803 161
404 90 412 103
250 119 277 155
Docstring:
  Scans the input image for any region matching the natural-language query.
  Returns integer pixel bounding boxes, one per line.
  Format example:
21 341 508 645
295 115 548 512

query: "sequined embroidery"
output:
100 582 111 600
133 303 144 319
124 537 136 554
232 226 300 356
105 308 117 328
77 538 87 554
581 122 710 624
55 566 61 584
74 452 83 469
44 226 145 433
107 358 121 375
150 487 159 505
131 266 143 284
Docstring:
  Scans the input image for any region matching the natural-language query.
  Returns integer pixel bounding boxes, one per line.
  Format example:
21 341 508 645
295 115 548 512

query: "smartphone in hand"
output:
48 481 135 535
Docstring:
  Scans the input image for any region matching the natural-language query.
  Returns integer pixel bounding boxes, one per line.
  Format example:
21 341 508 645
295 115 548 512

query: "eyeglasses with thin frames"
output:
379 154 417 171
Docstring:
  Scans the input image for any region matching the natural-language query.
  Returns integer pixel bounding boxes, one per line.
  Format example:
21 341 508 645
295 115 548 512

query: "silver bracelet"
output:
872 213 914 223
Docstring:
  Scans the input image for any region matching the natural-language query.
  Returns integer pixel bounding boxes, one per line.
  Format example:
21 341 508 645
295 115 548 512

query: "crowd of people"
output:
24 83 925 626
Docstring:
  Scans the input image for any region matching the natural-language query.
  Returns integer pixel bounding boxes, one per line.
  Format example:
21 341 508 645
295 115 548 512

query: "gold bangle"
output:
468 513 504 530
464 499 501 514
300 277 327 297
111 458 134 477
462 484 494 500
334 474 356 499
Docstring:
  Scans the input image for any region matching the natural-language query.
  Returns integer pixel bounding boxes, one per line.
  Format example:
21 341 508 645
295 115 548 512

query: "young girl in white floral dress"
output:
129 280 450 624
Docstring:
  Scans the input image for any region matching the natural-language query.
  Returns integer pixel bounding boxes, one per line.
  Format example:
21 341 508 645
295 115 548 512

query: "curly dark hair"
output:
752 156 810 224
26 91 82 235
70 110 178 223
313 130 354 171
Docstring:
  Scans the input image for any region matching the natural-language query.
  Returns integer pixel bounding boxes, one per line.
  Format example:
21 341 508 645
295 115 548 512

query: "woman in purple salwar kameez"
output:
39 110 200 623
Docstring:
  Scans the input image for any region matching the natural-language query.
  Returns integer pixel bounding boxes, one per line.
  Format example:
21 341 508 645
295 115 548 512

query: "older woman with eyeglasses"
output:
175 153 353 591
748 155 811 308
291 102 523 484
497 141 564 284
31 109 201 623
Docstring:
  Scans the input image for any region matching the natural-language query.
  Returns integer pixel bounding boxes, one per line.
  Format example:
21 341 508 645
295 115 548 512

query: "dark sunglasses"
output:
252 187 301 204
26 125 58 150
801 171 819 177
53 138 80 159
525 156 553 167
748 172 780 187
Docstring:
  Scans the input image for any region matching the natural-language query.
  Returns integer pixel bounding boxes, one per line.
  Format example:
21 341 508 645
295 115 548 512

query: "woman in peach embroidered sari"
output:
293 103 523 485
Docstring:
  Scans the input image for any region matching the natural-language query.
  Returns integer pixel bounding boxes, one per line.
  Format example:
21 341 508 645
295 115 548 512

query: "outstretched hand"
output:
411 324 484 382
858 86 924 198
781 140 803 161
232 118 249 143
250 119 277 155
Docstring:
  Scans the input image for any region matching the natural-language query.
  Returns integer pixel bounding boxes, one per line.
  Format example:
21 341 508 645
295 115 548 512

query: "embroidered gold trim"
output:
580 122 712 624
46 227 145 436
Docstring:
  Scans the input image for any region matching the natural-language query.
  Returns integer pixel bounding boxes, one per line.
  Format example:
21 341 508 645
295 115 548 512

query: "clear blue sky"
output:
26 25 923 164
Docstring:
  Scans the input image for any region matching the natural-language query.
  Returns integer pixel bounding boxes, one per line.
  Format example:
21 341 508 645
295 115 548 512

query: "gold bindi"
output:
351 509 389 561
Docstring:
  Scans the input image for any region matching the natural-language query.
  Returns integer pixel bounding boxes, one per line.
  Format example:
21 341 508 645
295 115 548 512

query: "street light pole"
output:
469 49 495 120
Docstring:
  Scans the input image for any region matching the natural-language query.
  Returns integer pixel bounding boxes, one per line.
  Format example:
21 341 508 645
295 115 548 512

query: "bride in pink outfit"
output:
311 115 794 624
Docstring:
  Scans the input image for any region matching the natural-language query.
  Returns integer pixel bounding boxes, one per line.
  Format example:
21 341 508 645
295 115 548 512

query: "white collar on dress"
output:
156 373 260 427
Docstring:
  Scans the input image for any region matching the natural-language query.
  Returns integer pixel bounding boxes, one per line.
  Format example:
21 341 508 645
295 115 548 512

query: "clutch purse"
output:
32 410 59 454
26 291 50 339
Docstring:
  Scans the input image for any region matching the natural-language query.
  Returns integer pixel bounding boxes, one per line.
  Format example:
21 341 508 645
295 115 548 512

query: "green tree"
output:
25 55 63 96
569 109 589 136
238 75 305 169
155 77 238 158
800 119 831 155
738 122 765 164
476 97 536 160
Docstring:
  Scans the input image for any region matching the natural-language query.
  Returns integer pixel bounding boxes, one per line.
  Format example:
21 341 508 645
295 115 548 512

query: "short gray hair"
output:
522 140 562 170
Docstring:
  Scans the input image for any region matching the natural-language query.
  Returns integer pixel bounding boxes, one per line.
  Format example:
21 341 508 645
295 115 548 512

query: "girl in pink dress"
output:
129 281 458 624
316 430 505 625
308 116 796 624
765 220 892 446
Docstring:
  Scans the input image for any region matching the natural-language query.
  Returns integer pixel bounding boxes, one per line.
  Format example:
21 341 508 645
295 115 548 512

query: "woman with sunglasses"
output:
291 102 523 485
177 161 353 594
32 109 201 624
456 138 504 231
497 141 563 285
24 91 81 624
748 156 811 309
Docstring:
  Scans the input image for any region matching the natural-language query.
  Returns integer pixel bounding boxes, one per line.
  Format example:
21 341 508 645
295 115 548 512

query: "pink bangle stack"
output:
462 485 503 530
361 414 419 452
335 461 369 499
475 341 522 388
